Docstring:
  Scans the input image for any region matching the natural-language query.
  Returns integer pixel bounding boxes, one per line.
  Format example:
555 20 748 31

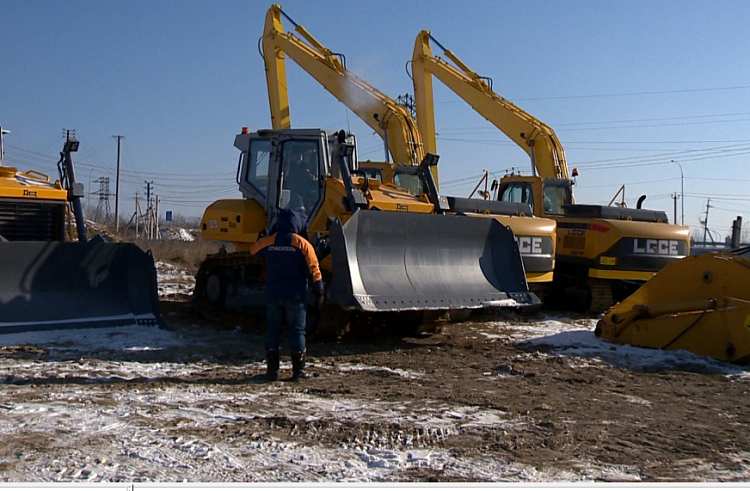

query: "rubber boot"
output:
291 350 308 381
266 350 280 382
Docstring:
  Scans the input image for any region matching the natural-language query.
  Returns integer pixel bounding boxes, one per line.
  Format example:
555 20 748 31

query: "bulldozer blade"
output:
0 241 162 333
328 210 538 312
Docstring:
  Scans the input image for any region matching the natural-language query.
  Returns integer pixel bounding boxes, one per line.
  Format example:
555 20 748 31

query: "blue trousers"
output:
265 298 306 353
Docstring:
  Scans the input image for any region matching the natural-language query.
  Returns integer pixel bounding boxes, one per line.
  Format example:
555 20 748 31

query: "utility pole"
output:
94 177 112 222
0 125 9 167
144 181 154 239
731 216 743 249
703 198 712 243
155 196 161 240
113 135 124 232
134 193 142 238
672 193 678 224
145 180 153 205
671 160 684 225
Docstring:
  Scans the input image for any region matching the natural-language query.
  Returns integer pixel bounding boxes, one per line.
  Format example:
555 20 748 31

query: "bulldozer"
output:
595 247 750 363
260 4 557 291
411 31 690 313
0 127 162 333
195 127 538 334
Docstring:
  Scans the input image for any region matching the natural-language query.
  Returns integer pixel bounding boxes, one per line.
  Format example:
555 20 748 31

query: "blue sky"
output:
3 0 750 241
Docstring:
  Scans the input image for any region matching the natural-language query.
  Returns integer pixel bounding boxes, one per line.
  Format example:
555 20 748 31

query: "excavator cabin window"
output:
542 181 572 215
500 182 535 213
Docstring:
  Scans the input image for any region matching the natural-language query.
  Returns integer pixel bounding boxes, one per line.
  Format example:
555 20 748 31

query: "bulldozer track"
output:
588 280 614 314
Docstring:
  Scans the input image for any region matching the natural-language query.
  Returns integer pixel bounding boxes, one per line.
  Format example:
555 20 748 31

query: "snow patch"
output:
155 261 194 299
475 314 750 375
160 228 195 241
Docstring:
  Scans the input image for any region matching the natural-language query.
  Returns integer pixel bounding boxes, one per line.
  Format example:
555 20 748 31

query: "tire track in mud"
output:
0 357 541 482
1 309 750 482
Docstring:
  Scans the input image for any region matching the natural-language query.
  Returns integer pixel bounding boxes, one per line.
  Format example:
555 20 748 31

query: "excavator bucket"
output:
596 250 750 363
328 210 538 312
0 241 162 334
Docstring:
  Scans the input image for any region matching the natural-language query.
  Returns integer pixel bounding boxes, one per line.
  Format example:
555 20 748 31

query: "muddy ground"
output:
0 298 748 482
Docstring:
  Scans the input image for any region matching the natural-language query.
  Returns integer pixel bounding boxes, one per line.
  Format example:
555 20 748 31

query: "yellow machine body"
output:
596 251 750 363
0 167 68 201
260 5 556 286
412 31 689 311
0 135 161 333
196 127 538 329
201 175 435 248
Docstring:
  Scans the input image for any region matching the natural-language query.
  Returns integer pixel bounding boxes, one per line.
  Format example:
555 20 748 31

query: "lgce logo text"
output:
633 238 680 255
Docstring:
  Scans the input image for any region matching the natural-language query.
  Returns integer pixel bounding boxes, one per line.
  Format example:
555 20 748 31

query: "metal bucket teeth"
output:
328 210 538 312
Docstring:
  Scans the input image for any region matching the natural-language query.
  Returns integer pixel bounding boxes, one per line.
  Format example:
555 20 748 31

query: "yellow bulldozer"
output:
260 4 557 292
195 127 538 334
410 31 690 313
596 247 750 363
0 127 162 333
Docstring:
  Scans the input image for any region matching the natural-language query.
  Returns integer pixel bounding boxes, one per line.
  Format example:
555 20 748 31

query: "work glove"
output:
312 280 325 309
314 293 325 309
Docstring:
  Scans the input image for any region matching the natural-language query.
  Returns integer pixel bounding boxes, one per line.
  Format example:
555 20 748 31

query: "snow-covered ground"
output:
160 228 196 242
1 320 747 481
0 262 747 482
155 261 195 300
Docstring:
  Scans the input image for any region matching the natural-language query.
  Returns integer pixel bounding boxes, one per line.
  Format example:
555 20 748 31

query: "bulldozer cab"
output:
279 139 323 217
498 176 573 218
235 128 360 229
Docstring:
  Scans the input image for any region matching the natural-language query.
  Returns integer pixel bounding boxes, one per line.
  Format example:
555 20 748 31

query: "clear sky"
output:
3 0 750 241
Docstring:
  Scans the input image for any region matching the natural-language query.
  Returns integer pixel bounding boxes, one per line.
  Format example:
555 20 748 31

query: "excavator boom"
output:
411 30 689 313
261 6 557 288
263 5 424 166
412 30 568 180
596 250 750 363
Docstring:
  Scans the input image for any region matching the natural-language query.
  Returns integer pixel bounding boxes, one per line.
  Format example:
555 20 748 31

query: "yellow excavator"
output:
196 127 537 334
262 5 424 170
0 127 161 333
411 31 690 312
596 248 750 363
260 4 557 289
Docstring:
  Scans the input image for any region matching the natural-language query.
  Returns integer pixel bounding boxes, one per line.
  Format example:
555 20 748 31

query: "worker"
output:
250 208 325 381
284 146 320 215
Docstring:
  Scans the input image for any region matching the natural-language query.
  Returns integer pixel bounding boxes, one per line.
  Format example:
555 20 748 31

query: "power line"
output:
496 84 750 102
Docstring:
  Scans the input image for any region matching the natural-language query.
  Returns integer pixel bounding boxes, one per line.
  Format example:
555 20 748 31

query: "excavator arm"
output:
411 30 568 180
263 5 424 166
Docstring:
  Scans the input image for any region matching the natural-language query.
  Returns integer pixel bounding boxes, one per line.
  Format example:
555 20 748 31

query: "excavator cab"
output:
498 176 573 218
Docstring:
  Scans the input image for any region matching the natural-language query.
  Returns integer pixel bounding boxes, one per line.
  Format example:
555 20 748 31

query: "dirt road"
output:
0 298 748 482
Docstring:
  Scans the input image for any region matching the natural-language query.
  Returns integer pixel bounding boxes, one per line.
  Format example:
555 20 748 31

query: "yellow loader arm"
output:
596 250 750 363
263 5 424 166
411 30 568 180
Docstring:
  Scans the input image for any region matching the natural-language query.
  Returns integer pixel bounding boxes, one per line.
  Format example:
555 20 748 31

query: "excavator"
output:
0 127 162 333
259 4 557 289
411 31 690 312
195 127 537 334
596 247 750 363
